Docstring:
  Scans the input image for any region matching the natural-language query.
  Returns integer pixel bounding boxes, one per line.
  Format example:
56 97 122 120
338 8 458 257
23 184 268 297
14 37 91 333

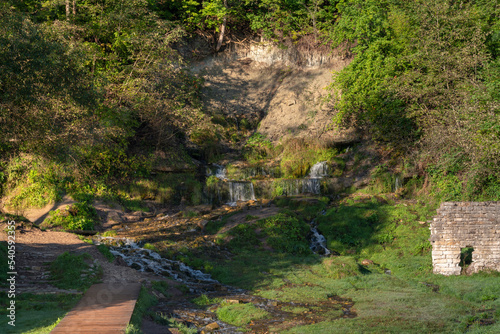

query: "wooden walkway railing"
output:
51 283 141 334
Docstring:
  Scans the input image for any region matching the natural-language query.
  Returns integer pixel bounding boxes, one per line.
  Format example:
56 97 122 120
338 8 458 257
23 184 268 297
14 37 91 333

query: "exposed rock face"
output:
190 39 357 144
430 202 500 275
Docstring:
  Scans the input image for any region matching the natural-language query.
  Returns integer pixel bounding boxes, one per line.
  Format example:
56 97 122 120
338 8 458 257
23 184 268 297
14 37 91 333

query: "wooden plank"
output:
51 283 141 334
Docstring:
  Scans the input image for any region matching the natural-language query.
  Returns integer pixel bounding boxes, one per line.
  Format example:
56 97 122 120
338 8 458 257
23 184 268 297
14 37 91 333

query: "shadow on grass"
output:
0 293 81 334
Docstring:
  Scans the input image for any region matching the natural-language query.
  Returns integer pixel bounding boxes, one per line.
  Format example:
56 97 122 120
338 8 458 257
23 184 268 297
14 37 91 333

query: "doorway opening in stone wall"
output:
459 246 474 274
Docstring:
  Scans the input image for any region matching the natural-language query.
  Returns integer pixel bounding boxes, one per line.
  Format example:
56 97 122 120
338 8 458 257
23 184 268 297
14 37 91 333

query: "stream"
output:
94 229 351 332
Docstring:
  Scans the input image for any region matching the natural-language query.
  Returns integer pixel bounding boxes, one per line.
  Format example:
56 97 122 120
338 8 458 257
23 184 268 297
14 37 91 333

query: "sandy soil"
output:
197 47 357 144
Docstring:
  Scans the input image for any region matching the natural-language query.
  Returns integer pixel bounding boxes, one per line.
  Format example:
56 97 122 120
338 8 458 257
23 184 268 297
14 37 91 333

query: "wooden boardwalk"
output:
51 283 141 334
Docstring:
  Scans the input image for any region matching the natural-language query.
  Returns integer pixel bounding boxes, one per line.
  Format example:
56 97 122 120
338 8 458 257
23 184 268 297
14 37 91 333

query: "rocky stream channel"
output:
92 191 353 332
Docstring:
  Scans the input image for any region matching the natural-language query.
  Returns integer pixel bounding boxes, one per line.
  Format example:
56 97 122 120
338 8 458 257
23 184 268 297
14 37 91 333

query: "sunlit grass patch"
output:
216 302 270 326
0 292 81 334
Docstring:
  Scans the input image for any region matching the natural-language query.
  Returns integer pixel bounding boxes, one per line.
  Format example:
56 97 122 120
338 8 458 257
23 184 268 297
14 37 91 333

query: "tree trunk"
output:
66 0 70 21
215 0 227 52
73 0 77 16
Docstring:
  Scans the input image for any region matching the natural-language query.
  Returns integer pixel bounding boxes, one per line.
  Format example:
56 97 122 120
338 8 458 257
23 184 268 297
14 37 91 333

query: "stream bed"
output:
94 235 354 332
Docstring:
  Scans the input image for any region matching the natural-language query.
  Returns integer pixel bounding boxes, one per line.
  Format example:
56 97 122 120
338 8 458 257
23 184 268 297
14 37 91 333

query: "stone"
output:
361 259 373 266
224 299 240 304
430 202 500 276
203 322 220 332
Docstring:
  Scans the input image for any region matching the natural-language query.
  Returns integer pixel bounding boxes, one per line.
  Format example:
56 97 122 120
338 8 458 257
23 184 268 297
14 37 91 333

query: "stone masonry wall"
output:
430 202 500 275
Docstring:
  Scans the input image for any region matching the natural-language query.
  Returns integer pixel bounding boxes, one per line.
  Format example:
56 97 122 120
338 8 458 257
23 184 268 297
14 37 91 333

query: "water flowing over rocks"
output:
229 181 256 203
308 219 331 256
205 160 333 205
94 237 221 290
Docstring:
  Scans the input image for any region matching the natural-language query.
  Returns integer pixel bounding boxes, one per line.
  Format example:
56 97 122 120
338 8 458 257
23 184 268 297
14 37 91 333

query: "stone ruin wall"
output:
430 202 500 275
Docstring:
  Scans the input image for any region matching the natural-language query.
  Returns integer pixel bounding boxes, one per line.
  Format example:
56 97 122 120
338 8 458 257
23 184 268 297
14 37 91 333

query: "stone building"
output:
429 202 500 275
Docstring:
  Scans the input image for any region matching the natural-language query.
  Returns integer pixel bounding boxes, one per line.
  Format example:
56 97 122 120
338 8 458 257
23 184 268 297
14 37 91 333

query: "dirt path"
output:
0 223 173 295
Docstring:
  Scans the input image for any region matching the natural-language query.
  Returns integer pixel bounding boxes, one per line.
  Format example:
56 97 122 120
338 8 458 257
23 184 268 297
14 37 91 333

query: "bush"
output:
42 201 98 230
243 133 275 163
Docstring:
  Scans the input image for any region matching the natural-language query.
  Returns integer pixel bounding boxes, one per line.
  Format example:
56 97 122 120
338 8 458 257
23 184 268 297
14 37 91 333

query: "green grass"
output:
151 281 171 297
192 294 222 307
0 292 81 334
256 213 311 255
126 286 158 334
216 302 270 326
0 242 8 285
97 244 115 262
41 201 98 231
201 195 500 333
49 252 102 290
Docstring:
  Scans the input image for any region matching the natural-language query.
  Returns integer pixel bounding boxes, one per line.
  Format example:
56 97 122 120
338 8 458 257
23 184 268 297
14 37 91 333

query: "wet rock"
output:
201 322 220 333
131 263 142 270
224 299 240 304
115 256 128 266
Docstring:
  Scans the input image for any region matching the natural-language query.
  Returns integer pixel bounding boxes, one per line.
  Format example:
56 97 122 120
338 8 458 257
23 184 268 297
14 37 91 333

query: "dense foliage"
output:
1 0 499 203
331 0 500 200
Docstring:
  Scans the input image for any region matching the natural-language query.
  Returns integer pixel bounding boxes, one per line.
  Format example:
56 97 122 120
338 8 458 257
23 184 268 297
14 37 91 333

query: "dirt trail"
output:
0 223 173 295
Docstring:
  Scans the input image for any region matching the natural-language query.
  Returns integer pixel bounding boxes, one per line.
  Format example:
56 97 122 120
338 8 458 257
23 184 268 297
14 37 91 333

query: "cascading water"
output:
302 161 328 195
309 161 329 178
94 237 227 289
207 163 227 180
394 176 402 192
229 181 256 203
309 219 331 256
207 163 257 204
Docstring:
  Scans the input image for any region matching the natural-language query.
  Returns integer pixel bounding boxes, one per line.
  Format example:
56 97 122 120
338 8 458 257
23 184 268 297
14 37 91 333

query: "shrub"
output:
42 201 98 230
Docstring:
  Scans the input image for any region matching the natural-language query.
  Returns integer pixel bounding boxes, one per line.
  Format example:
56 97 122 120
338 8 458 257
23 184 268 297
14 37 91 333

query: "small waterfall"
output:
394 176 402 192
302 178 321 194
309 220 331 256
206 163 227 180
229 181 256 202
208 163 227 180
309 161 328 178
302 161 328 195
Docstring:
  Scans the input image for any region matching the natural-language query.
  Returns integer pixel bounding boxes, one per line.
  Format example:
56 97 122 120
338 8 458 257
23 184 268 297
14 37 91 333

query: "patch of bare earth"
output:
0 222 174 295
196 46 357 145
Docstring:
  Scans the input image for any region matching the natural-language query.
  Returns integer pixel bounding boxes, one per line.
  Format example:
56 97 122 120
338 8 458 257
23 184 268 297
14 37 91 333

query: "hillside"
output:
0 1 499 333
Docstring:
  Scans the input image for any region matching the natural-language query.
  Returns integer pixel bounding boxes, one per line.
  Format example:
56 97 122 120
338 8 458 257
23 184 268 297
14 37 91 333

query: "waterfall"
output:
309 161 328 178
207 163 227 180
213 164 227 180
302 178 321 194
394 176 402 192
95 237 218 284
309 220 331 256
302 161 328 195
229 181 256 202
